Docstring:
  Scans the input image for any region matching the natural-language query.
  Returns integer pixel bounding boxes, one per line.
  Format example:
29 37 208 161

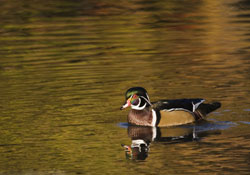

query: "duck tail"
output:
194 102 221 120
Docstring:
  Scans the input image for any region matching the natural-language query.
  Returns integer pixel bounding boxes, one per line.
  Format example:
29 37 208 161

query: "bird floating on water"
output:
120 87 221 127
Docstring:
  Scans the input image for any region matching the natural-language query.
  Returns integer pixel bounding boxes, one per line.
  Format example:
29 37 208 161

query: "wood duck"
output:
120 87 221 127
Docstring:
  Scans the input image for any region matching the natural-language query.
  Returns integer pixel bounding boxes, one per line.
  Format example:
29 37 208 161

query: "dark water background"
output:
0 0 250 174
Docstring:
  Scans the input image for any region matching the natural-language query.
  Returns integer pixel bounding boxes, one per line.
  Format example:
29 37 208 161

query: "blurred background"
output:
0 0 249 174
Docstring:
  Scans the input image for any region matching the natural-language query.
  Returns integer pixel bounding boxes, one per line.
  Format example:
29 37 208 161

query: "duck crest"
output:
128 108 153 126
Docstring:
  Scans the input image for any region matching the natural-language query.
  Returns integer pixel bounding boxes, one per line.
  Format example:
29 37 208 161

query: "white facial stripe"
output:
140 96 152 106
146 93 150 102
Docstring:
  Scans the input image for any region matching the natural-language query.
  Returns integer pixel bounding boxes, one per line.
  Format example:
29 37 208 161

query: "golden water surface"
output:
0 0 250 174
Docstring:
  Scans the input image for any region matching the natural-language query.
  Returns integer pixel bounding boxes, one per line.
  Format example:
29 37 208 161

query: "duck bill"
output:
120 98 132 110
120 102 129 110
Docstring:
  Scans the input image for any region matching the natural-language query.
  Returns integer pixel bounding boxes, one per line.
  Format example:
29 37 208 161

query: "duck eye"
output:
131 95 139 105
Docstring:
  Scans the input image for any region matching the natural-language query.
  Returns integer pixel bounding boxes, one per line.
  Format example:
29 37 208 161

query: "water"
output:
0 0 250 174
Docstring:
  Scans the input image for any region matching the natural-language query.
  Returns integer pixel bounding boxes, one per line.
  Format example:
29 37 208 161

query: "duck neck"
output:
128 107 153 126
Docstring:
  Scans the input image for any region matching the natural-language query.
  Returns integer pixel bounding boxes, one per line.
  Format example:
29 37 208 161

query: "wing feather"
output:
152 98 205 112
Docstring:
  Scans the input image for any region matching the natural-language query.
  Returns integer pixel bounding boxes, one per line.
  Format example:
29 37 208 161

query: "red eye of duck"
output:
131 95 139 105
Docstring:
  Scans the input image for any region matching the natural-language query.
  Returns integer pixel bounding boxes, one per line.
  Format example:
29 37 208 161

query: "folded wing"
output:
152 98 205 112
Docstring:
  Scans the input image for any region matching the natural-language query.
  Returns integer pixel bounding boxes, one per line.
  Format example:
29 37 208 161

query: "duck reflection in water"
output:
121 122 221 160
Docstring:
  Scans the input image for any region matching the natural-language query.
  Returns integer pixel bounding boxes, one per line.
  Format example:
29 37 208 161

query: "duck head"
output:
120 87 152 110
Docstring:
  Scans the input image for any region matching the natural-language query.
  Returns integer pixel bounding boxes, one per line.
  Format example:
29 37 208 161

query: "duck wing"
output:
152 98 205 112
